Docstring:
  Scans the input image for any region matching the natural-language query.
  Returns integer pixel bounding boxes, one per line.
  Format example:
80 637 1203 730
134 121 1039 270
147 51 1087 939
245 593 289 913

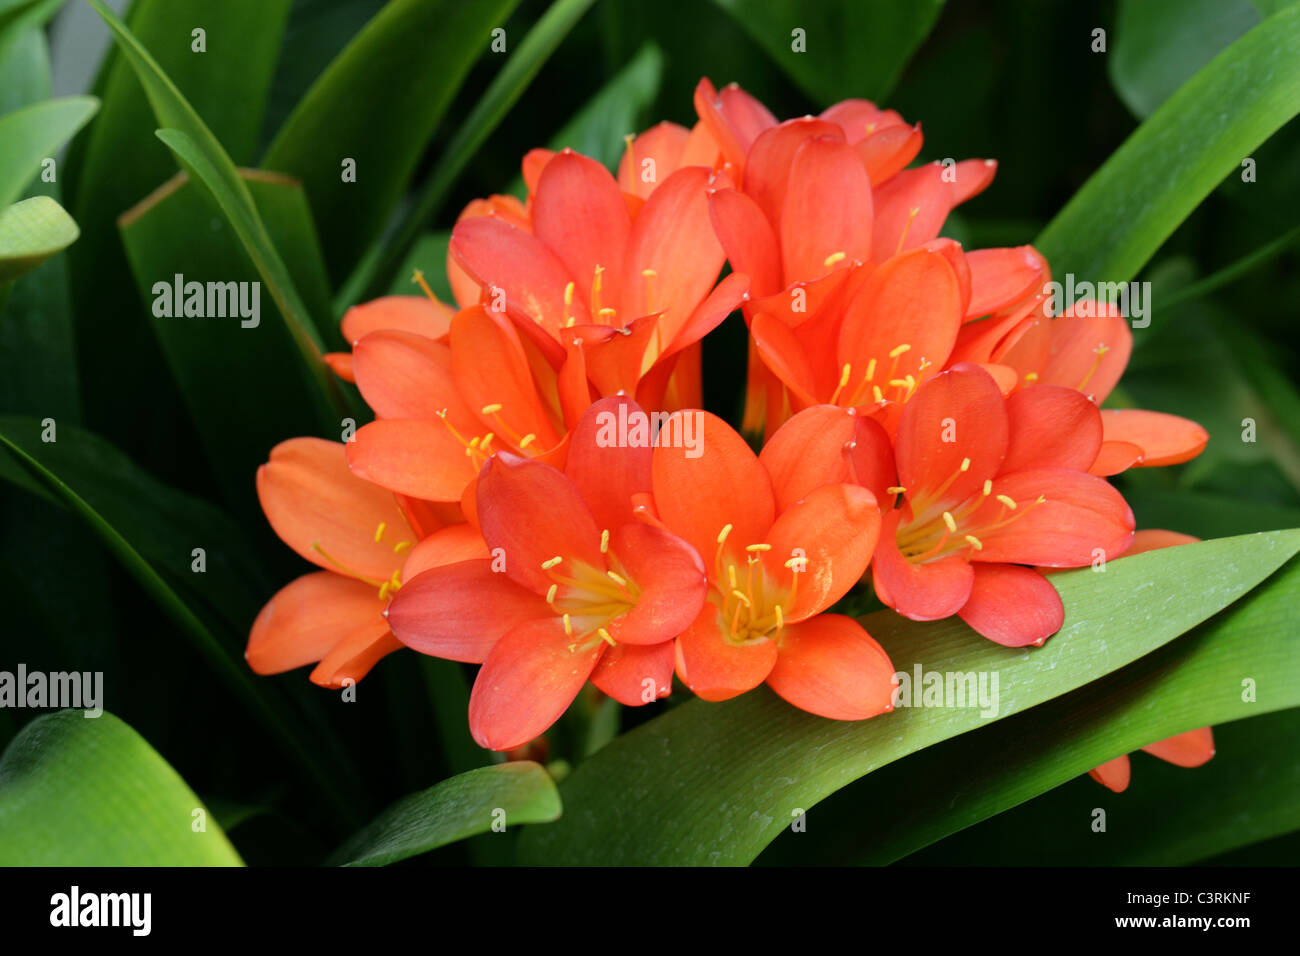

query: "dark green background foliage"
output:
0 0 1296 865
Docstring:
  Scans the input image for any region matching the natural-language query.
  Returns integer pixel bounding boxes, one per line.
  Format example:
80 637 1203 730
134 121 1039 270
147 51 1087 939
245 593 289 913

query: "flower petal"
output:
1039 305 1132 403
309 623 401 688
761 405 896 511
476 452 603 595
340 295 451 345
957 564 1064 647
1089 755 1131 793
247 571 381 675
608 522 709 645
871 510 974 620
1001 384 1103 473
386 559 550 663
767 483 881 622
742 117 843 227
469 616 603 751
347 419 477 502
352 330 476 424
400 522 489 580
708 187 783 297
964 246 1048 319
652 410 776 566
259 437 411 581
673 605 777 702
591 640 674 705
779 136 873 283
563 396 653 531
1100 409 1208 467
766 614 896 720
1141 726 1215 767
1123 529 1199 556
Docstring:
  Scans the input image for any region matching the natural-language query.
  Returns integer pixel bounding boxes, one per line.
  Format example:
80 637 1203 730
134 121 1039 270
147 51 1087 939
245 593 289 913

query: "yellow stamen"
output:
519 433 537 449
546 584 558 605
889 343 912 358
717 523 733 545
597 627 616 647
745 543 772 552
600 529 610 553
996 495 1018 509
606 570 628 588
983 479 993 496
960 457 971 472
412 269 439 304
541 556 563 570
823 251 847 268
481 403 503 415
393 540 412 554
887 486 907 494
730 589 751 607
373 522 387 543
942 511 957 533
964 535 984 551
562 614 573 636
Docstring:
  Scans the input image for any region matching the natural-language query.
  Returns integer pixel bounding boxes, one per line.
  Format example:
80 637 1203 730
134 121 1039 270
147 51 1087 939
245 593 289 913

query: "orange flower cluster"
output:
246 79 1209 755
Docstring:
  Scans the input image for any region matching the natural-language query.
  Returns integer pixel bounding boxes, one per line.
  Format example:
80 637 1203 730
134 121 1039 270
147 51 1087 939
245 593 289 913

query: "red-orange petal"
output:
673 605 778 702
1002 384 1103 473
563 396 653 531
779 136 872 283
872 510 974 620
1040 306 1132 403
709 187 783 298
591 640 674 705
352 330 476 424
1089 754 1131 793
1100 409 1208 467
608 522 708 645
767 483 881 622
469 616 603 751
1089 439 1144 476
1141 726 1215 767
761 405 896 511
1123 529 1199 556
964 246 1048 319
400 522 489 580
346 419 476 502
247 571 382 675
340 295 452 345
766 614 896 720
957 564 1064 647
309 623 401 688
259 437 411 581
386 558 550 663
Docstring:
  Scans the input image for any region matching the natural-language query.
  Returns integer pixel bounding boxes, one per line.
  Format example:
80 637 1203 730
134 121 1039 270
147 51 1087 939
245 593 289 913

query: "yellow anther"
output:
730 589 752 607
606 570 628 588
774 605 784 631
393 540 412 554
373 522 387 543
600 529 610 553
378 582 390 601
717 523 733 545
889 343 912 358
964 535 984 551
727 565 738 590
519 433 537 449
563 281 574 306
865 358 877 381
562 614 573 636
1024 372 1039 383
887 486 907 494
872 385 885 404
641 268 658 278
823 251 847 268
745 543 772 552
839 364 852 388
942 511 957 533
481 432 495 451
888 378 910 388
597 627 616 647
865 123 876 135
598 307 618 321
996 494 1018 509
960 457 971 472
546 584 558 605
481 403 503 415
784 557 805 570
983 479 993 496
541 556 563 570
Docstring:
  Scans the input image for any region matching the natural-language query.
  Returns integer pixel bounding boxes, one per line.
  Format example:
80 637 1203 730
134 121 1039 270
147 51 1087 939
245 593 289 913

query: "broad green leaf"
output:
118 169 341 519
0 417 358 824
0 195 78 283
899 706 1300 867
0 710 242 865
710 0 945 106
0 96 98 208
67 0 294 460
329 762 561 866
0 0 57 45
349 0 596 308
262 0 519 284
1122 487 1300 539
1036 3 1300 284
1111 0 1258 120
762 558 1300 865
518 529 1300 865
0 15 50 115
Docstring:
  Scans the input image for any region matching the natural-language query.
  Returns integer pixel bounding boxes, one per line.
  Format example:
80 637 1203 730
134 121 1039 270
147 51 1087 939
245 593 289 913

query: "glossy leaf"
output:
329 762 561 866
262 0 520 283
0 710 242 865
1037 3 1300 283
710 0 945 105
518 530 1300 865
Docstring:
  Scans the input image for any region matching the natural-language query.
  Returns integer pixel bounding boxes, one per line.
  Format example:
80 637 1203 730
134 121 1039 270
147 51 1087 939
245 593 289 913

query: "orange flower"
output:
1089 530 1215 791
448 148 748 411
246 438 486 687
871 364 1135 646
645 408 896 719
385 398 708 751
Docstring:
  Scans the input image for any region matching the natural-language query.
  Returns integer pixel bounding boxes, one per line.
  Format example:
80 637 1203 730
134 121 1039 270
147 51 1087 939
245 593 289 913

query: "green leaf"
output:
1036 3 1300 284
0 96 98 208
329 762 561 866
0 710 242 865
0 416 358 825
387 230 452 300
763 556 1300 865
348 0 597 308
67 0 295 458
0 194 78 283
518 529 1300 865
262 0 520 284
710 0 945 106
117 169 341 518
1110 0 1259 120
